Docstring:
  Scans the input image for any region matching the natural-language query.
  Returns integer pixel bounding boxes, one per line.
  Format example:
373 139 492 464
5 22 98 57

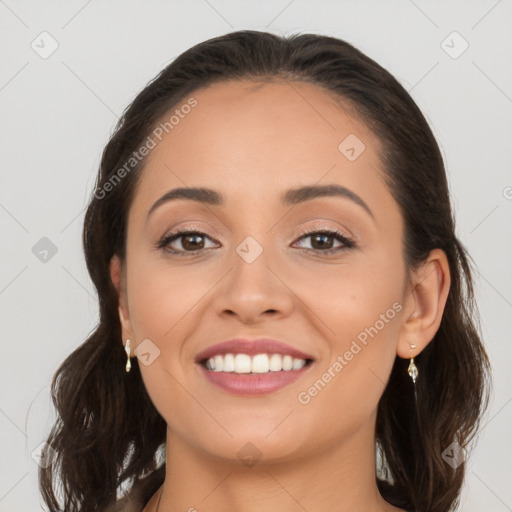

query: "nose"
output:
212 240 294 324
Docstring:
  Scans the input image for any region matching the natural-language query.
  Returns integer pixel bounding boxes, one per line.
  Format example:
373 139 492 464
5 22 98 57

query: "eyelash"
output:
156 227 356 257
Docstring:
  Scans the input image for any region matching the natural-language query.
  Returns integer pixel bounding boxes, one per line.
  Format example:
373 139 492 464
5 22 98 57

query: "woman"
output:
39 30 491 512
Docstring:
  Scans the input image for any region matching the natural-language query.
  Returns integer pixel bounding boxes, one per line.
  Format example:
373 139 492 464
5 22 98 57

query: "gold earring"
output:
407 344 418 383
125 339 132 373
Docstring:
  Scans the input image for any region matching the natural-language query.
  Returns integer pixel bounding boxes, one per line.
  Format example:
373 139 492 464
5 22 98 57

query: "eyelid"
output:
291 219 356 240
161 221 222 238
298 226 351 240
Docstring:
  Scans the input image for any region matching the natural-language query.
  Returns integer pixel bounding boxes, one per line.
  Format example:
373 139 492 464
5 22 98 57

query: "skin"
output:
110 79 450 512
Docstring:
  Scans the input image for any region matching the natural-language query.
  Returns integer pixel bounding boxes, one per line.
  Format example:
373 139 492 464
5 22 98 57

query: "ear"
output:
396 248 451 359
110 255 134 355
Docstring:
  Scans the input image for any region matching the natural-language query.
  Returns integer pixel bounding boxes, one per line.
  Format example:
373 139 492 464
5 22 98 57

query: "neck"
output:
150 420 402 512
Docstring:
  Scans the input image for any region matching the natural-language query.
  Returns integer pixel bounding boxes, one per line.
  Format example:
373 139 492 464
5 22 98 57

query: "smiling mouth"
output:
200 353 314 374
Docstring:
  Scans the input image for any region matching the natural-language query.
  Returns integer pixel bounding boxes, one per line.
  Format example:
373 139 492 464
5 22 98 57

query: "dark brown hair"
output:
39 30 491 512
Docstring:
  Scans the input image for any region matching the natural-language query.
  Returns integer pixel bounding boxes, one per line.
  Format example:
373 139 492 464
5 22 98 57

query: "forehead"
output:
129 79 393 223
168 78 374 152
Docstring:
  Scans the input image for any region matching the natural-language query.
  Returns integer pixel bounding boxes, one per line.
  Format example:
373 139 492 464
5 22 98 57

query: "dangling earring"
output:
407 343 418 383
125 339 132 373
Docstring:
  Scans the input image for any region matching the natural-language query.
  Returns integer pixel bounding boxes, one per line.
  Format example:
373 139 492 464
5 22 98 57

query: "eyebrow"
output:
146 184 374 222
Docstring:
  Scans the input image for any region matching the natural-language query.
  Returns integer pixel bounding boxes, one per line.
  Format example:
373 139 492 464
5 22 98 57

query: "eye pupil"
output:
182 234 204 250
311 233 333 249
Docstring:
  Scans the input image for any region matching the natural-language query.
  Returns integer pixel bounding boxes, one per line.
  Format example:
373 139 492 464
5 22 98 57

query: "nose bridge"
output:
212 229 293 321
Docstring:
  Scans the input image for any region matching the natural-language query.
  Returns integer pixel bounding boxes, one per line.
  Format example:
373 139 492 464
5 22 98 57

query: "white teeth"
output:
234 354 252 373
213 355 223 372
292 358 306 370
282 355 293 371
204 353 309 373
251 354 269 373
223 353 235 372
268 354 282 372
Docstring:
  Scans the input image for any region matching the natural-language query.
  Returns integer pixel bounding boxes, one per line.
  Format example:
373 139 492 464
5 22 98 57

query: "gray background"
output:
1 0 511 510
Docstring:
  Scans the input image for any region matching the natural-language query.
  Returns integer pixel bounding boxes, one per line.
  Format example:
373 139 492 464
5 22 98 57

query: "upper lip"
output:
195 338 315 363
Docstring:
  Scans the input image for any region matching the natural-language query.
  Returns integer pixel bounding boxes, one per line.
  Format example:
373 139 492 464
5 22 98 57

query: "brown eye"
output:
157 229 219 255
292 229 355 254
309 233 335 250
180 233 205 250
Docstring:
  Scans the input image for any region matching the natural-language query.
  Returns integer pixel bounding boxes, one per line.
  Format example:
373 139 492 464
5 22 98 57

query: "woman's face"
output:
112 79 412 464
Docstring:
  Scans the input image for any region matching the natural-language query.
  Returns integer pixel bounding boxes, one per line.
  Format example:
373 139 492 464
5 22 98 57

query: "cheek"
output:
294 297 402 444
126 257 213 341
291 253 403 343
126 260 212 430
292 253 403 407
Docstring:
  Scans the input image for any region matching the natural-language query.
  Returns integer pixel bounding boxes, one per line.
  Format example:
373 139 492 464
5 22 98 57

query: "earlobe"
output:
396 248 451 359
118 305 128 333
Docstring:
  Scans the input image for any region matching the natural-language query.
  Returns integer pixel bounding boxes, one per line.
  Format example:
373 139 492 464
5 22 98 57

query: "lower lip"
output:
198 363 313 395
